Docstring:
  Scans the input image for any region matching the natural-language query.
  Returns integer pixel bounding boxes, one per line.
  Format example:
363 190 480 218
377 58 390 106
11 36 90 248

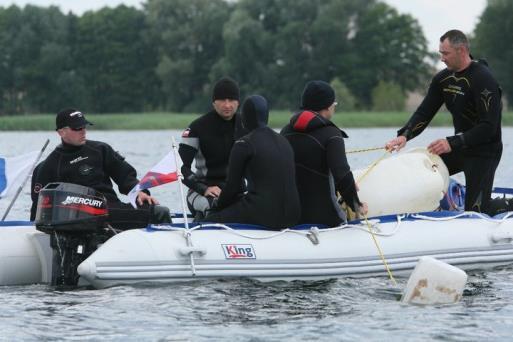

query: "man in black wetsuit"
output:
205 95 300 229
30 108 170 229
179 77 244 219
281 81 367 227
386 30 503 214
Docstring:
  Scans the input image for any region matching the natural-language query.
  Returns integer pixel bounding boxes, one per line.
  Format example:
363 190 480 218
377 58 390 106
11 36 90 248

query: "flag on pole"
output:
0 151 40 198
128 151 179 207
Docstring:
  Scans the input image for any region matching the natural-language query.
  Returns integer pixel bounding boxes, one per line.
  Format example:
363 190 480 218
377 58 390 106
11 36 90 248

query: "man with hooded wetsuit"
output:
205 95 300 229
386 30 503 215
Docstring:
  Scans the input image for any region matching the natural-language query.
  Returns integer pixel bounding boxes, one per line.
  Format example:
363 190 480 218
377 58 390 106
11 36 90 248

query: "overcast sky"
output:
0 0 487 53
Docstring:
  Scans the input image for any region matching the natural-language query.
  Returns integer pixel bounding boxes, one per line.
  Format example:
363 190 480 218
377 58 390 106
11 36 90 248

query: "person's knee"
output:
187 192 214 216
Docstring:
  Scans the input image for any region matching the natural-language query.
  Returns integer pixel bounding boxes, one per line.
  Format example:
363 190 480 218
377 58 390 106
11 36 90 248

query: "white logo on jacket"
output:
70 156 88 164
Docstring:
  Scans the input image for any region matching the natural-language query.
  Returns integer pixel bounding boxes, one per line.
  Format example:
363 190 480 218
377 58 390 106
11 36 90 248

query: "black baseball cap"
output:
55 108 93 130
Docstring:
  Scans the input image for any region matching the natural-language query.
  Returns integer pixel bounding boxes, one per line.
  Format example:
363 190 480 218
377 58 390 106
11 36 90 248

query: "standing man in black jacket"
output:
386 30 503 214
281 81 367 227
179 77 244 219
30 108 170 229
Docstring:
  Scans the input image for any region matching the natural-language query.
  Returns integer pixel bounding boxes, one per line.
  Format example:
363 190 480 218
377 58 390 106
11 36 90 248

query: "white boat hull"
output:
78 212 513 289
0 223 50 286
2 212 513 288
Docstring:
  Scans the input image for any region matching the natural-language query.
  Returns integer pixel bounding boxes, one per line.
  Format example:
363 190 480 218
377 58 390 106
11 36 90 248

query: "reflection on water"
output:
1 129 513 340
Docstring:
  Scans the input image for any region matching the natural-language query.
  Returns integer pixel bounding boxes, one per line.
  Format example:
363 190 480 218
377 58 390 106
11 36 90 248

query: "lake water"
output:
1 128 513 341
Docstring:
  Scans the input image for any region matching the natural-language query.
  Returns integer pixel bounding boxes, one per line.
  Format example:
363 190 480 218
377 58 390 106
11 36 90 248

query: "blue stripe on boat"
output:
0 221 33 227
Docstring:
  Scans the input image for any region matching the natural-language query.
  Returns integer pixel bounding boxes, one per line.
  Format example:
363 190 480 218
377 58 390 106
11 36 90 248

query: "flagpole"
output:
2 139 50 221
171 137 189 230
171 137 198 275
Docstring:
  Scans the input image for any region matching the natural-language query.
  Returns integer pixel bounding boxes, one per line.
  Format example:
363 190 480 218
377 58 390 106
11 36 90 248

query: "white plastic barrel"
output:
353 148 449 217
401 256 467 305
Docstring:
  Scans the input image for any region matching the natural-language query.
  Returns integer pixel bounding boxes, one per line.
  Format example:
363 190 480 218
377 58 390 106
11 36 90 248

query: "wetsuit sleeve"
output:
447 71 502 150
30 163 43 221
398 76 444 140
30 159 57 221
326 135 361 211
178 127 208 195
103 145 139 195
216 139 252 209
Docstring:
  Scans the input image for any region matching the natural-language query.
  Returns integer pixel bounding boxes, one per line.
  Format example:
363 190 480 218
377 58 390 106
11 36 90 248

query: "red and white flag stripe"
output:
128 151 178 207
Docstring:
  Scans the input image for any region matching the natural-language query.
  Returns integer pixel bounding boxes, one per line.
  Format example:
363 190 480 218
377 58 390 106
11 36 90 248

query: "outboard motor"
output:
35 182 110 287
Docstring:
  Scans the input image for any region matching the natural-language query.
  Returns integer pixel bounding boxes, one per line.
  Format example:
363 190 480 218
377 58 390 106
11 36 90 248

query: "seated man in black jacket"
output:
205 95 300 229
30 108 170 229
178 77 246 219
281 81 367 226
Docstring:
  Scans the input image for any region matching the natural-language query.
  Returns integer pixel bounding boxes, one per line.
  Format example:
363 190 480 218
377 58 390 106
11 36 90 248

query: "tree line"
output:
0 0 508 115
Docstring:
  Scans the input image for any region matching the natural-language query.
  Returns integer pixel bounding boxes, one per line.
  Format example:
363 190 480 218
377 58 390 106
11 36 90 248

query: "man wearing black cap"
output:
281 80 367 226
30 108 170 228
179 77 245 219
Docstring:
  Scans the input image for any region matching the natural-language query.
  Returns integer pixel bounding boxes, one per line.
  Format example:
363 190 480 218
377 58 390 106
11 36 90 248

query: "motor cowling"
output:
35 182 108 234
34 183 110 287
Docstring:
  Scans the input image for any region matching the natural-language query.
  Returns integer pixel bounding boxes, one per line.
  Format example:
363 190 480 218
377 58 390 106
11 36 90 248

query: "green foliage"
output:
147 0 231 112
371 80 405 111
216 0 370 109
6 111 513 131
330 78 357 111
473 0 513 106
0 5 73 113
74 5 160 112
0 0 432 115
349 3 430 106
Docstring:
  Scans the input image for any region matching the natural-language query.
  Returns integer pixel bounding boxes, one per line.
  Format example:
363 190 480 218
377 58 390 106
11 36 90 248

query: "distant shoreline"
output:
1 111 512 130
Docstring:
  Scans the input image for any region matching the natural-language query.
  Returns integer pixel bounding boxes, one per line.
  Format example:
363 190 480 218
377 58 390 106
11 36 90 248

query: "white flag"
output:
0 151 40 198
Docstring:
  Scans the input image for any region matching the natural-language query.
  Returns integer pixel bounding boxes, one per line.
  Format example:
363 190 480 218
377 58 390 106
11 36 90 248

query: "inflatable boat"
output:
80 210 513 289
1 149 512 288
2 209 513 289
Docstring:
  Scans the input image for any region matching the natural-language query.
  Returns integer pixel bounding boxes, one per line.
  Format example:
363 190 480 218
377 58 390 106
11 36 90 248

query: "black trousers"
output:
441 146 502 214
107 201 171 230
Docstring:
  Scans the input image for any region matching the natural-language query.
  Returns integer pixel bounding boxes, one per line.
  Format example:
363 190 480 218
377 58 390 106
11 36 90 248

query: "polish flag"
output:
128 151 178 207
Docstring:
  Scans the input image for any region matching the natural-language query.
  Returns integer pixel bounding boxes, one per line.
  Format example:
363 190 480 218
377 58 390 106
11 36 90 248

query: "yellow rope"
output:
356 151 390 184
364 215 397 286
346 146 385 154
355 150 397 285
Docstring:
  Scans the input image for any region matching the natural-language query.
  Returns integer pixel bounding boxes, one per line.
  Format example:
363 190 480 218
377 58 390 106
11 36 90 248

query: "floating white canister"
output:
353 148 449 217
401 256 467 305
